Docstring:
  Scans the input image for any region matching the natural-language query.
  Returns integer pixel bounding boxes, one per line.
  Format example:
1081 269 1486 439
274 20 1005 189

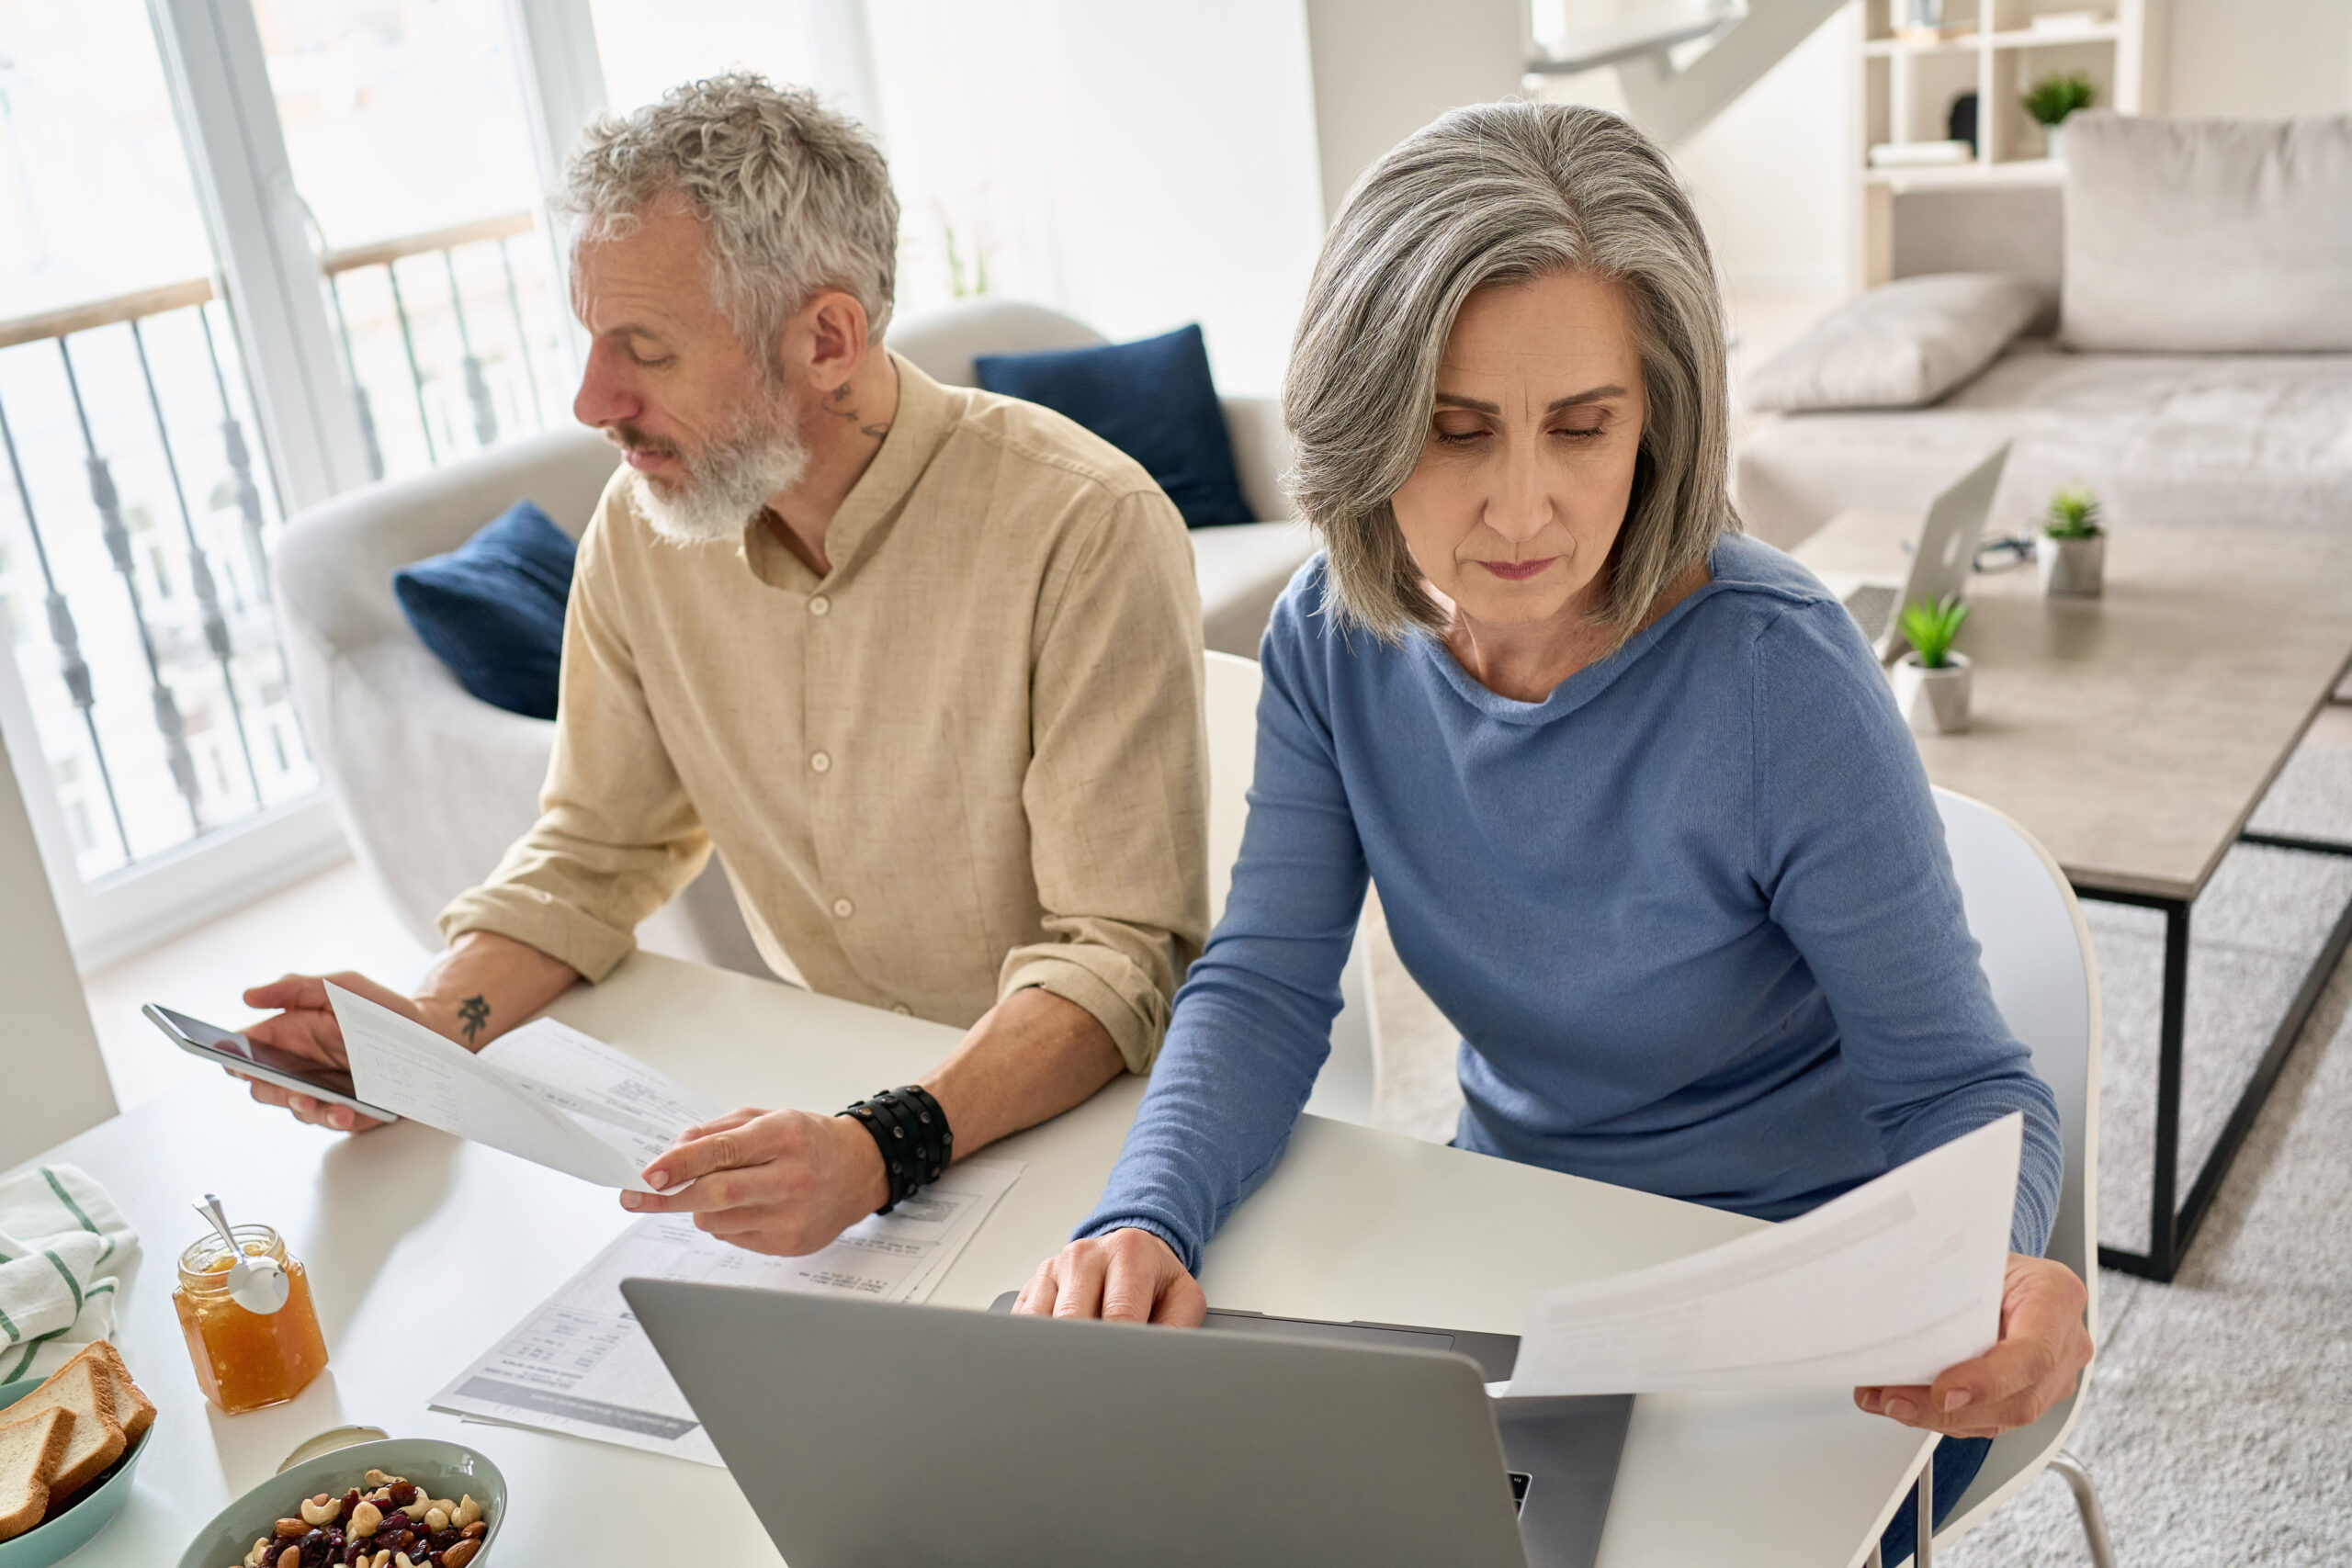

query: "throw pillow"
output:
974 323 1254 526
2061 111 2352 353
1742 274 2044 413
391 500 575 720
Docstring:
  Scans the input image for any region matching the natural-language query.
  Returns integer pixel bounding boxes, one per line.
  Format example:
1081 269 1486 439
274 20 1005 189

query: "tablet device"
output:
144 1002 400 1123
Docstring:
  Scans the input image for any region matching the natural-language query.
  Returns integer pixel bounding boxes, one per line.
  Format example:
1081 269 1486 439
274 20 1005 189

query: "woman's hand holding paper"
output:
1855 1253 2092 1438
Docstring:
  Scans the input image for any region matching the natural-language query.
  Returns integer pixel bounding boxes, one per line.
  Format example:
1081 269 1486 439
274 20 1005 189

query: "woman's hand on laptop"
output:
1854 1252 2093 1438
1012 1228 1207 1325
624 1107 892 1256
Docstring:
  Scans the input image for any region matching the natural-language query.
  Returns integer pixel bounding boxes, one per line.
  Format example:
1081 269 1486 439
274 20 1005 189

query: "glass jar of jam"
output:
171 1224 329 1414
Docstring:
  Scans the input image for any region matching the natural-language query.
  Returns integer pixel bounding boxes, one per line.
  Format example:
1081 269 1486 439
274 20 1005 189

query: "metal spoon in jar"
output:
193 1194 290 1315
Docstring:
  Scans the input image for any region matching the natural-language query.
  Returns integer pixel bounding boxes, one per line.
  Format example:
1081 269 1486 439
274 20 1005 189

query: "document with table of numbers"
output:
430 1158 1023 1465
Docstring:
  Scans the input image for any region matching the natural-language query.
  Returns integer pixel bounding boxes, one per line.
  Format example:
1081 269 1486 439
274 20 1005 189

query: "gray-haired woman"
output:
1015 102 2091 1553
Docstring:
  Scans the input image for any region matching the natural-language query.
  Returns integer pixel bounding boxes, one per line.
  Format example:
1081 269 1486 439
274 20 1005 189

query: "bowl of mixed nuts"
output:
175 1439 503 1568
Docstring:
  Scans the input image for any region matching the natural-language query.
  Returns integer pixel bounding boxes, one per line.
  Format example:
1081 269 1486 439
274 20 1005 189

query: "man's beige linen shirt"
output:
439 355 1209 1071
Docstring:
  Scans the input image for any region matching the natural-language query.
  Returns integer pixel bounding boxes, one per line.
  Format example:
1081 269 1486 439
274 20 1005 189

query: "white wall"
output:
1300 0 1529 221
865 0 1328 396
0 730 116 1166
2165 0 2352 116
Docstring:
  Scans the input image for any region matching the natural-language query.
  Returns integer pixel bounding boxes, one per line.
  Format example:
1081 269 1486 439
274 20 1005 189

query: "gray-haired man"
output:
236 74 1208 1255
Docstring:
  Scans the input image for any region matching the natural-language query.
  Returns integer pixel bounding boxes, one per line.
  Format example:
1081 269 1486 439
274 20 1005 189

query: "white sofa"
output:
275 299 1317 971
1735 114 2352 549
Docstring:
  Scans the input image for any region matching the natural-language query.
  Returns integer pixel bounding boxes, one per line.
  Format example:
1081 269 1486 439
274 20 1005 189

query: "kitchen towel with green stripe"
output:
0 1164 136 1382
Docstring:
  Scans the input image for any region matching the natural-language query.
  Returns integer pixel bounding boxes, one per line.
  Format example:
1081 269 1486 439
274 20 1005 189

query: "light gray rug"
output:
1359 716 2352 1565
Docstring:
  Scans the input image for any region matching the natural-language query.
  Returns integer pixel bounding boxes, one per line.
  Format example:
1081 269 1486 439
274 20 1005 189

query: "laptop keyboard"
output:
1841 582 1898 643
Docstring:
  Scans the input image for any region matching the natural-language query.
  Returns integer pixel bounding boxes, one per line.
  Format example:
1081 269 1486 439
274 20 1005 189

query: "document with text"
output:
328 984 723 1193
1500 1113 2022 1397
430 1159 1023 1464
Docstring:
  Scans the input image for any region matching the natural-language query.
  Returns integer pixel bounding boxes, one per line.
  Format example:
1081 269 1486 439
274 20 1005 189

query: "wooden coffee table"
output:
1797 512 2352 1281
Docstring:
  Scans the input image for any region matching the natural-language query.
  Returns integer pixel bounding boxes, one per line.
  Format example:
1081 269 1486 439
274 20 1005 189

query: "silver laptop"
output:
1816 443 2010 660
624 1279 1633 1568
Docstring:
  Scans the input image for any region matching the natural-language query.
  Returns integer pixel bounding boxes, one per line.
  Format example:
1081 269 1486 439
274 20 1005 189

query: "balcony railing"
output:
0 210 569 885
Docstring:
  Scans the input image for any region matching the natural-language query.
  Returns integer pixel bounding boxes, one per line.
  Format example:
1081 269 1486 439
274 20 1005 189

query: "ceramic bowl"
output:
0 1374 153 1567
175 1437 506 1568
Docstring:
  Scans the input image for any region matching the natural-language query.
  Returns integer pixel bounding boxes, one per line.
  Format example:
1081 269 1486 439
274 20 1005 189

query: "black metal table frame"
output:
2088 817 2352 1282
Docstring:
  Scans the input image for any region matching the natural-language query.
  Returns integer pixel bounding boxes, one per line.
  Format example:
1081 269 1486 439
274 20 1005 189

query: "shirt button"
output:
809 750 831 773
808 594 831 616
891 1004 911 1016
831 897 854 919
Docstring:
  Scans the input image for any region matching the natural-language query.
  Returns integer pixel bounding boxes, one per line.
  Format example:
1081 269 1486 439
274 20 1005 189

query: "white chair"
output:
0 734 115 1168
1884 788 2116 1567
1202 650 1379 1125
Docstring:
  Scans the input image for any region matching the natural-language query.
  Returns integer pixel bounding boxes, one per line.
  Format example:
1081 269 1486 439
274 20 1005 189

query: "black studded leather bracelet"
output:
840 1085 954 1213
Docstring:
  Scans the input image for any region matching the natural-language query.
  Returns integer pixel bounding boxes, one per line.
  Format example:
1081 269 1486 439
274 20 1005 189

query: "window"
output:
261 0 574 480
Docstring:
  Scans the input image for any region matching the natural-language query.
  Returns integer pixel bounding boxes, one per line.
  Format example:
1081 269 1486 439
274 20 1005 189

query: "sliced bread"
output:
88 1342 154 1444
0 1349 122 1496
0 1404 72 1541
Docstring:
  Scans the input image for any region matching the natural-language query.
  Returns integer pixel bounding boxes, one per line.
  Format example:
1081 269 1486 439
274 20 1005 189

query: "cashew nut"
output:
424 1506 450 1532
363 1469 393 1486
394 1555 416 1568
243 1538 271 1568
300 1494 343 1526
454 1494 481 1530
348 1499 382 1540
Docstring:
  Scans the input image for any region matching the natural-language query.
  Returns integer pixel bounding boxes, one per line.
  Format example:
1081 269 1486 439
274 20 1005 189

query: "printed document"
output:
430 1159 1023 1464
328 985 722 1193
1501 1113 2022 1396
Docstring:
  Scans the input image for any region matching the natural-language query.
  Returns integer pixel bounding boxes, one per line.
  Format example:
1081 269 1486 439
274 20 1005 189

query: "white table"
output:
30 953 1933 1566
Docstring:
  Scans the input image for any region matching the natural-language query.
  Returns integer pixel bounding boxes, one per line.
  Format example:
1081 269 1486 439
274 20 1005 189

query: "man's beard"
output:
616 409 808 547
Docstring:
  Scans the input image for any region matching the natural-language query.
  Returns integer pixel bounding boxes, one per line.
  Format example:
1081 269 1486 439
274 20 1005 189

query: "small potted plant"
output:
2022 71 2098 162
2037 484 2106 597
1893 595 1973 736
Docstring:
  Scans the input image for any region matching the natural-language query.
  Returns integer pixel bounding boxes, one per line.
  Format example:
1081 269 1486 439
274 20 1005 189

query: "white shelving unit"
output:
1855 0 2168 286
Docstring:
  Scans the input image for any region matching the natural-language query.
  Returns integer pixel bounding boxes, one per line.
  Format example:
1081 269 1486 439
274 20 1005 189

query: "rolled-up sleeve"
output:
998 490 1210 1073
437 503 712 981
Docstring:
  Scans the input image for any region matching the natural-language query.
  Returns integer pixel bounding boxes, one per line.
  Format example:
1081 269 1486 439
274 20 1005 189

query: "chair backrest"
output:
1204 652 1262 929
1202 651 1377 1123
0 733 115 1168
1928 787 2101 1540
887 299 1108 389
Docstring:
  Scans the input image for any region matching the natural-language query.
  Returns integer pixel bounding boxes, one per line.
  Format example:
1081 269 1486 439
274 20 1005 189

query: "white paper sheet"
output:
329 986 715 1192
429 1159 1023 1464
1501 1113 2022 1396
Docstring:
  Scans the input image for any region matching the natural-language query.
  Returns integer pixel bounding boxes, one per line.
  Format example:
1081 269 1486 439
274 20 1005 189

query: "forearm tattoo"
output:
458 994 491 1044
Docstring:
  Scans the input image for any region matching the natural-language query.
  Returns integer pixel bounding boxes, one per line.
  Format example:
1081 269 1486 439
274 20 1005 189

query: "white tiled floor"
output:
78 857 431 1116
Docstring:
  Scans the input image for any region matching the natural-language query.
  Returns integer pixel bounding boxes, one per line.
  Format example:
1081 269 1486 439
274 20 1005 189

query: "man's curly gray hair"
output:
1284 101 1736 647
557 72 899 372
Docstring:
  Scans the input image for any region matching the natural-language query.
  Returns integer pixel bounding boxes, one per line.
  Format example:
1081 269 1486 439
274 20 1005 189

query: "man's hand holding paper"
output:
620 1107 891 1257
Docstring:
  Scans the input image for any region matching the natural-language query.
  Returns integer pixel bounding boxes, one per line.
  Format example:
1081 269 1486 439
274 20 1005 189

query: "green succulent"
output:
1899 594 1971 670
2041 485 2104 540
2021 71 2099 128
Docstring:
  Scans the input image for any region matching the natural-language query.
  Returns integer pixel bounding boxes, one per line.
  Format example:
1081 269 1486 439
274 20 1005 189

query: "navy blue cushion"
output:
973 324 1252 527
392 500 575 720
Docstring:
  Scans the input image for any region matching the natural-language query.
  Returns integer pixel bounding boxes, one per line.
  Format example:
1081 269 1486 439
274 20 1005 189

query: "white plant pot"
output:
1893 651 1973 736
2044 124 2066 162
2039 533 2106 597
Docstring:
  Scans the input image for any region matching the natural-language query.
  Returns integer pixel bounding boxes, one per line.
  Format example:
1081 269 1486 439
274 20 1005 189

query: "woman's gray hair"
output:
1284 101 1736 645
557 72 899 374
